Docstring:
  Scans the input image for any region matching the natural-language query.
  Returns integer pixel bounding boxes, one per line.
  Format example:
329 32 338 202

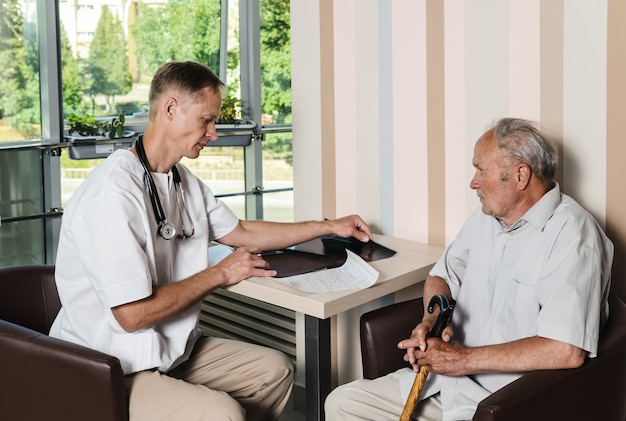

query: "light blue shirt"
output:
400 183 613 420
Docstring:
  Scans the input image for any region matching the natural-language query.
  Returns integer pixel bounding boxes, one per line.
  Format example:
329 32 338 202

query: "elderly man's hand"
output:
398 319 454 372
409 338 470 376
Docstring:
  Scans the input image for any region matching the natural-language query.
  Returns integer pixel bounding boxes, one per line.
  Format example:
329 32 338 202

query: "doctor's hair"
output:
493 118 558 181
148 61 224 118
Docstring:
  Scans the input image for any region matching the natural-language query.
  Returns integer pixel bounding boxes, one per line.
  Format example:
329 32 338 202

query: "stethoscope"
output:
135 135 194 240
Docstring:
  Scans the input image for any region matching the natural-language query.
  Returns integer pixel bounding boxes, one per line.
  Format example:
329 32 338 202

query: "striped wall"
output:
291 0 626 382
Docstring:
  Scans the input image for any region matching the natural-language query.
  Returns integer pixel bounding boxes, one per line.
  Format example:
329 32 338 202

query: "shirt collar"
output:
502 182 561 232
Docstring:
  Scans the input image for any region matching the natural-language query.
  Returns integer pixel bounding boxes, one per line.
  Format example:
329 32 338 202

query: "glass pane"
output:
0 149 45 265
260 0 291 125
260 0 293 222
0 219 45 266
262 131 293 222
0 149 43 217
263 190 293 223
219 195 245 220
0 0 41 142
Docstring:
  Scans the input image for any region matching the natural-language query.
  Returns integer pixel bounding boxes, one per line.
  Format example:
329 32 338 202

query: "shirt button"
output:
484 299 490 305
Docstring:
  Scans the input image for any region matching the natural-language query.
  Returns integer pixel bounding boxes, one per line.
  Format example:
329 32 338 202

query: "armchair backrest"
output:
0 264 60 334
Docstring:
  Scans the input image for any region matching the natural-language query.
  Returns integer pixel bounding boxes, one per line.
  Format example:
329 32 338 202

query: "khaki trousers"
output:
324 371 444 421
125 336 294 421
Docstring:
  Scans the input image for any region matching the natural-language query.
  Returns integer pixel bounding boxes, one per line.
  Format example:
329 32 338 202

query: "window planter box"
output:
65 130 135 160
212 122 257 147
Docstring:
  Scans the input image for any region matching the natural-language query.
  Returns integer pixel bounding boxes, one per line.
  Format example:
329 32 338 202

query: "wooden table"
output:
226 234 444 421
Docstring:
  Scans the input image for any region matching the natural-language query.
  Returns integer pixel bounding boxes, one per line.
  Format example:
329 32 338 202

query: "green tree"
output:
60 24 86 116
131 0 221 80
0 0 40 140
87 5 132 112
130 2 170 78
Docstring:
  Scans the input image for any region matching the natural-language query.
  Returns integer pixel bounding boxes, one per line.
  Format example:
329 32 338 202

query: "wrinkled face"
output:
168 86 222 159
469 130 519 222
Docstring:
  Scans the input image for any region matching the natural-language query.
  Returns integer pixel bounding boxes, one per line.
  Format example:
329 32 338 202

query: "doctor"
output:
51 61 372 421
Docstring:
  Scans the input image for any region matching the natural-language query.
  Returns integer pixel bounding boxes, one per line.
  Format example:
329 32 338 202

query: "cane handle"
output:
399 295 455 420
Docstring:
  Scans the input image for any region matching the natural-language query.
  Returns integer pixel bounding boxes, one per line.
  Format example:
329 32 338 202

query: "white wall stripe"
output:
391 0 429 242
562 0 608 225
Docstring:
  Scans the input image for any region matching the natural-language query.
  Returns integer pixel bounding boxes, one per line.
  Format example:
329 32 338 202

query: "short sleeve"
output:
72 191 152 308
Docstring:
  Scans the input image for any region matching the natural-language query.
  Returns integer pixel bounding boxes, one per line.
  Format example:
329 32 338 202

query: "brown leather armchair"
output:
360 293 626 421
0 265 127 421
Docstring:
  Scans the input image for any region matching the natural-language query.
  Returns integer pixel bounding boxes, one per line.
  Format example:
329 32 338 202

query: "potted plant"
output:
214 93 257 146
64 112 135 160
217 94 256 127
65 112 131 140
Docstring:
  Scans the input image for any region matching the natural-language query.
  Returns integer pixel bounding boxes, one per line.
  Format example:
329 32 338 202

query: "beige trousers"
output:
324 371 444 420
125 336 295 421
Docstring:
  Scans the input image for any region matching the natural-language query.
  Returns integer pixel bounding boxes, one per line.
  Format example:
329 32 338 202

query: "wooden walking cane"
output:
399 295 455 421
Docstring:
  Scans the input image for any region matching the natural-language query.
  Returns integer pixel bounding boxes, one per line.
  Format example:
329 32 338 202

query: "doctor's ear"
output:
163 97 177 117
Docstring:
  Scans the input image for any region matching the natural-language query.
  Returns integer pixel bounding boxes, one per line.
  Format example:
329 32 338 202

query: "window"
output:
0 0 47 266
260 0 293 222
0 0 293 266
59 0 293 221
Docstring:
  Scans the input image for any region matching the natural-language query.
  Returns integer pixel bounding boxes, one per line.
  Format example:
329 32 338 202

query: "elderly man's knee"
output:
325 384 349 415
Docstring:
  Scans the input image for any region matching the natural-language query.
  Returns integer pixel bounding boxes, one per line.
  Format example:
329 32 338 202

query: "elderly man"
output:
325 118 613 420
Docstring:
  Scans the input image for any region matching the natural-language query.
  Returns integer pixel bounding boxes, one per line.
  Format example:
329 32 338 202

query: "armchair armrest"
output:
361 298 423 379
474 292 626 421
0 319 127 421
474 356 624 421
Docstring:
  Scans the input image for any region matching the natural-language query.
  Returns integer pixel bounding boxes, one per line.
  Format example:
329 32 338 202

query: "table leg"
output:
305 315 331 421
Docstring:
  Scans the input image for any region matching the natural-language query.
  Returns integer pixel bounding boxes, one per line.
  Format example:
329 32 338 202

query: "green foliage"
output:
218 94 243 124
60 24 86 115
131 0 221 79
87 6 132 110
66 112 126 139
0 0 41 139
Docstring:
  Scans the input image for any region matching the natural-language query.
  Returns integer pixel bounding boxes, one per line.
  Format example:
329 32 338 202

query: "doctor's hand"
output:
325 214 373 243
211 246 277 287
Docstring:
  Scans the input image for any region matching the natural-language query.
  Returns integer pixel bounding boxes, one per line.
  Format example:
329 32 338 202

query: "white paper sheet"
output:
282 249 379 292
